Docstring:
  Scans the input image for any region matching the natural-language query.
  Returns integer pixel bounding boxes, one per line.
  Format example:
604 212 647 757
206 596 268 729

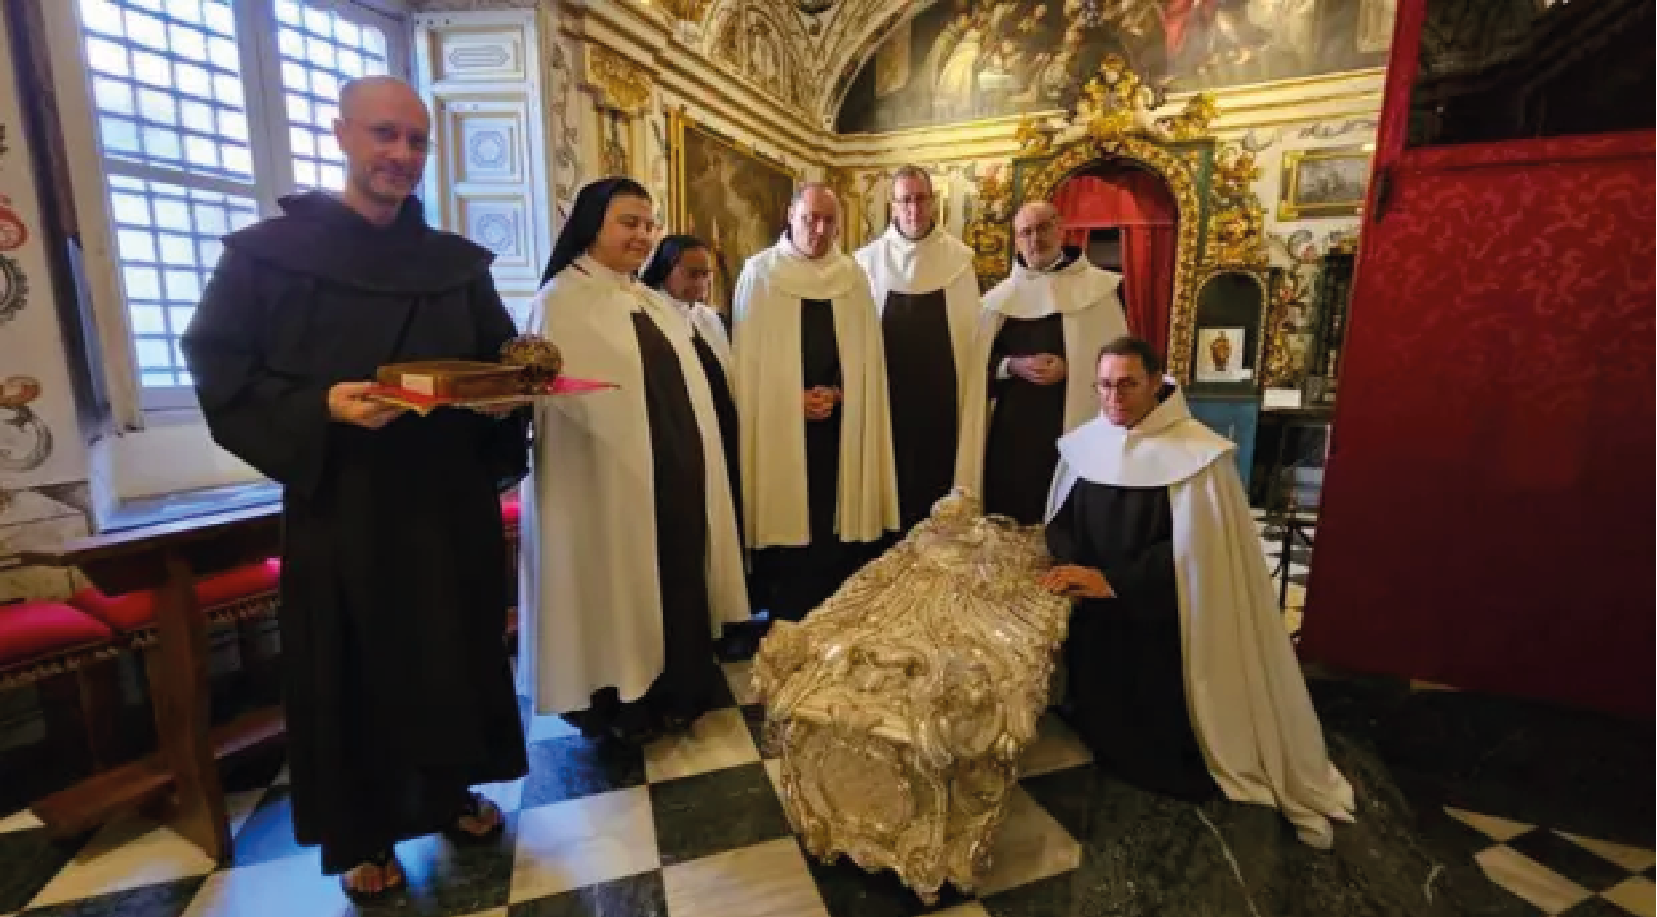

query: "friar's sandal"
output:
340 849 404 904
444 791 505 845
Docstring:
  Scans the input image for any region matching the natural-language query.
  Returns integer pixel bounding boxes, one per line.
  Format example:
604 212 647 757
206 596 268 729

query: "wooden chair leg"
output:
36 670 93 779
235 617 278 703
75 657 122 769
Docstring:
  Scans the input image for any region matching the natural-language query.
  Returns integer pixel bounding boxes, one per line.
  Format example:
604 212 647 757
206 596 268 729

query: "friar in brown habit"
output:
182 76 527 902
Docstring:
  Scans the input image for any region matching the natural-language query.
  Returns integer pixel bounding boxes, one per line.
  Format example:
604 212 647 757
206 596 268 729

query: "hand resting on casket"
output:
1040 563 1115 600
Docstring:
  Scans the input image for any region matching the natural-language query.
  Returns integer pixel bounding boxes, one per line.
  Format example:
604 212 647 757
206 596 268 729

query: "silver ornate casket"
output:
751 489 1073 903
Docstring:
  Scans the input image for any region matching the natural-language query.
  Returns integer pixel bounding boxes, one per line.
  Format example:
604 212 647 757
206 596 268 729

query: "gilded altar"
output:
751 490 1072 903
961 54 1273 386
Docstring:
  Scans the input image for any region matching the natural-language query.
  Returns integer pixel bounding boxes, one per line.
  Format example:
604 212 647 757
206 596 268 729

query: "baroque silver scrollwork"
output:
752 489 1072 904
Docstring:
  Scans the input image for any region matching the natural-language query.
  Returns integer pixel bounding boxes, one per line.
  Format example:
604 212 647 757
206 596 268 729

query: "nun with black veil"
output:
516 178 750 746
640 235 766 660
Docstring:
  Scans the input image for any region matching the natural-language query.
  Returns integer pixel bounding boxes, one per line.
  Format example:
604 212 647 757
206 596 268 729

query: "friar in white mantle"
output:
956 200 1129 524
732 183 900 623
854 165 983 532
1041 335 1355 848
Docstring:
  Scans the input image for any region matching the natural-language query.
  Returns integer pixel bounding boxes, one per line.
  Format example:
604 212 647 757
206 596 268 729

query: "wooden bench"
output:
18 494 526 862
20 504 284 863
0 600 124 771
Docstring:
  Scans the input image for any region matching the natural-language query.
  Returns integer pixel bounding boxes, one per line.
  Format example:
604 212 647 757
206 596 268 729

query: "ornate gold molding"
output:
824 165 860 250
656 0 713 21
1019 138 1206 383
1075 53 1218 145
1261 268 1314 390
1207 144 1270 269
581 42 653 117
963 166 1014 283
958 54 1273 385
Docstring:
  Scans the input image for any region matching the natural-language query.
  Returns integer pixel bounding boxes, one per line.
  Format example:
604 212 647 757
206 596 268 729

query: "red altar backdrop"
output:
1050 171 1177 359
1299 0 1656 718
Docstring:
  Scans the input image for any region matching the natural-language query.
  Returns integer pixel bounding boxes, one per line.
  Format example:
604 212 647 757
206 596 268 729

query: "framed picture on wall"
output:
1195 327 1252 384
1276 146 1374 221
668 109 798 316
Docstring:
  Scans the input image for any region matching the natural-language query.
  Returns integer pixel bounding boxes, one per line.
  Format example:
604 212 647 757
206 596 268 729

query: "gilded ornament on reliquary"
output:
752 489 1072 904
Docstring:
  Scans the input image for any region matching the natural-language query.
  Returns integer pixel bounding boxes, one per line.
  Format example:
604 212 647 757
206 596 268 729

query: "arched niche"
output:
962 56 1270 385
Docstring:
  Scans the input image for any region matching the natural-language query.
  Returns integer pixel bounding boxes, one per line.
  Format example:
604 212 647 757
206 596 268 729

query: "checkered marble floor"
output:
1254 507 1313 632
0 660 1087 917
1 658 1650 917
1445 808 1656 916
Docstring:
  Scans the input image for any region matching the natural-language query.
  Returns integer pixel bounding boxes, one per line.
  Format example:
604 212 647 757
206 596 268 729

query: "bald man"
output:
182 76 527 900
730 183 900 623
957 201 1128 523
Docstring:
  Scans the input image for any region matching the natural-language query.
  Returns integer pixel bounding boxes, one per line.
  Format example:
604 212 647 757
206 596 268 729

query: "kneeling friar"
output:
1042 336 1355 848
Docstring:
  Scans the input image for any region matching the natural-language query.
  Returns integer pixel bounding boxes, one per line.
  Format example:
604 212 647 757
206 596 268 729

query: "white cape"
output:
518 256 750 714
853 225 983 419
731 235 900 547
667 297 732 370
1045 386 1356 848
956 255 1127 491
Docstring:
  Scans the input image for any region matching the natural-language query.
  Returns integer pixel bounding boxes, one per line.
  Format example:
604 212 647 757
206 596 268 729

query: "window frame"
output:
45 0 411 420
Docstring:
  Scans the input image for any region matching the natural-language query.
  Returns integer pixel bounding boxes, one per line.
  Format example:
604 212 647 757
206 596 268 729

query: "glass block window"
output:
274 0 393 192
107 176 260 388
71 0 407 411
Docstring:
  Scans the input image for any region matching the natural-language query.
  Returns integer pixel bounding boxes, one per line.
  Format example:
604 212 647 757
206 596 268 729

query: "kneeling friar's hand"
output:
1040 564 1114 600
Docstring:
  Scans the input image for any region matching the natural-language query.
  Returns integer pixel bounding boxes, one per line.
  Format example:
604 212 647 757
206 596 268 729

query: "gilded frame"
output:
1276 145 1373 221
1259 268 1304 390
668 107 799 310
989 136 1211 384
1188 264 1271 391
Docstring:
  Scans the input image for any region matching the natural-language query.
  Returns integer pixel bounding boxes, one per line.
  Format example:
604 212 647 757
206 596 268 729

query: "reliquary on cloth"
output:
751 489 1073 903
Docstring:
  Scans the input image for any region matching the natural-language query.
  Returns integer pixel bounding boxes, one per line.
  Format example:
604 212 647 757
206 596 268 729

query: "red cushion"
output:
501 496 521 528
69 558 280 633
0 600 115 668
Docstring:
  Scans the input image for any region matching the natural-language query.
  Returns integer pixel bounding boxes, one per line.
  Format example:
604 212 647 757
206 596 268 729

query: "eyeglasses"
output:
1095 378 1143 393
891 194 933 207
1015 219 1058 239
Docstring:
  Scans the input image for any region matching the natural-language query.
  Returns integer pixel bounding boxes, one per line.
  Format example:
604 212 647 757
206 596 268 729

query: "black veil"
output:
539 176 652 287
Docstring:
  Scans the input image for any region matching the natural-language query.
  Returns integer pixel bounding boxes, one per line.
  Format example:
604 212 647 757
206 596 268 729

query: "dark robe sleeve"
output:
1099 533 1177 610
1043 481 1178 621
466 271 531 493
988 323 1013 401
182 249 334 501
1044 489 1080 564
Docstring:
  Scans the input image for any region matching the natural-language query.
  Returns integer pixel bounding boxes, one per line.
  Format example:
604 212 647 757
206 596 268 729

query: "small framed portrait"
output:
1277 146 1374 221
1195 327 1252 384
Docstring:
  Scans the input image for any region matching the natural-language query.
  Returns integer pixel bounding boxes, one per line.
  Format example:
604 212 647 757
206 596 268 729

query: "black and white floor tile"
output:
0 658 1650 917
1446 808 1656 916
1253 506 1313 632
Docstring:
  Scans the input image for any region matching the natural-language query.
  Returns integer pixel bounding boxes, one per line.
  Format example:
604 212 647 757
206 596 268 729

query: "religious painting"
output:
1276 146 1373 221
1195 327 1251 384
836 0 1394 134
669 110 797 315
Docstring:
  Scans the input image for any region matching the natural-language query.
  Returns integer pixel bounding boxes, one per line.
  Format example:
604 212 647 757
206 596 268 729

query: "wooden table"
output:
22 504 286 864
